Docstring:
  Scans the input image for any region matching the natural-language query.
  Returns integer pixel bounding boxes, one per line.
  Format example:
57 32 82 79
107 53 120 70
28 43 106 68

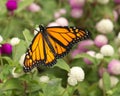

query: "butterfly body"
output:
23 25 91 72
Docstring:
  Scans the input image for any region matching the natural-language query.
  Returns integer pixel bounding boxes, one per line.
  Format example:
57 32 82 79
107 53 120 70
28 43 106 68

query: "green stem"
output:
61 84 68 96
0 55 3 66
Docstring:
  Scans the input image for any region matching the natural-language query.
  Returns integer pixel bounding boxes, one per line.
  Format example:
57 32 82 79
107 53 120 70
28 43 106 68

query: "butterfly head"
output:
39 24 45 32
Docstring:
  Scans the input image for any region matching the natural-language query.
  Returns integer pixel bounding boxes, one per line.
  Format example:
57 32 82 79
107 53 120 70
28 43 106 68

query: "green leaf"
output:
12 40 26 61
26 80 41 93
23 29 33 45
0 78 23 92
103 72 111 91
2 56 13 65
43 78 65 96
54 59 70 72
16 0 34 13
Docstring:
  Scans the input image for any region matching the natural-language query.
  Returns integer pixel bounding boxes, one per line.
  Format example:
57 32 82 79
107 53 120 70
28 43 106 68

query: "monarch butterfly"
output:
23 25 91 72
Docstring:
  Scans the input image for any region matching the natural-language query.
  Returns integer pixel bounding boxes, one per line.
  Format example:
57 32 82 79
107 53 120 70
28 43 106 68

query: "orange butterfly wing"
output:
46 26 90 58
23 26 90 72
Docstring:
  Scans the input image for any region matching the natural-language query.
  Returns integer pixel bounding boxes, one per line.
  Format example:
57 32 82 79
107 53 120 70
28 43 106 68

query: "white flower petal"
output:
19 54 25 66
34 27 39 35
99 76 119 89
67 76 78 86
10 37 20 46
95 53 104 59
96 19 114 34
68 66 85 82
39 76 50 83
100 44 114 56
97 0 109 4
0 35 3 43
12 67 24 78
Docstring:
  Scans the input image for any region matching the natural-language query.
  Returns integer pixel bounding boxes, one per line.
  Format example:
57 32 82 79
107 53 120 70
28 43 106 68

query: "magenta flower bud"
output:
71 8 83 18
94 35 108 47
0 47 2 55
69 0 85 8
6 0 18 11
114 0 120 4
108 59 120 75
1 43 12 55
78 40 94 53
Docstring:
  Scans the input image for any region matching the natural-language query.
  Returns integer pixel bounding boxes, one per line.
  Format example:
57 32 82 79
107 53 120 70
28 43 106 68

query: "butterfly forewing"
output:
46 26 90 58
23 33 45 71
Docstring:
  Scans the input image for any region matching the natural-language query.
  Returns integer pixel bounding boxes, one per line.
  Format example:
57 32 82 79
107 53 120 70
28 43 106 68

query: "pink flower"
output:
98 67 108 77
54 11 61 18
59 8 66 15
114 0 120 4
69 0 85 8
55 17 68 26
78 40 94 53
1 43 12 55
6 0 18 11
47 22 60 27
94 35 108 47
113 10 119 21
71 8 83 18
83 51 95 65
71 49 80 58
54 8 66 18
27 3 41 13
108 59 120 75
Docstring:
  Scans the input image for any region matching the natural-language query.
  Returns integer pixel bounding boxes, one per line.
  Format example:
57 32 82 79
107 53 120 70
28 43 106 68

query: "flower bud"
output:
1 43 12 55
6 0 18 11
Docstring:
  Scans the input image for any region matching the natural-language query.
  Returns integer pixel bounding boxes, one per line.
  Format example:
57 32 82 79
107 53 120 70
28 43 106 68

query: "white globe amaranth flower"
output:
97 0 109 4
96 19 114 34
95 53 104 59
114 38 120 46
67 76 78 86
34 27 39 35
12 67 24 78
0 35 3 43
68 66 85 82
19 54 25 66
10 37 20 46
100 44 114 56
39 75 50 83
99 76 119 89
